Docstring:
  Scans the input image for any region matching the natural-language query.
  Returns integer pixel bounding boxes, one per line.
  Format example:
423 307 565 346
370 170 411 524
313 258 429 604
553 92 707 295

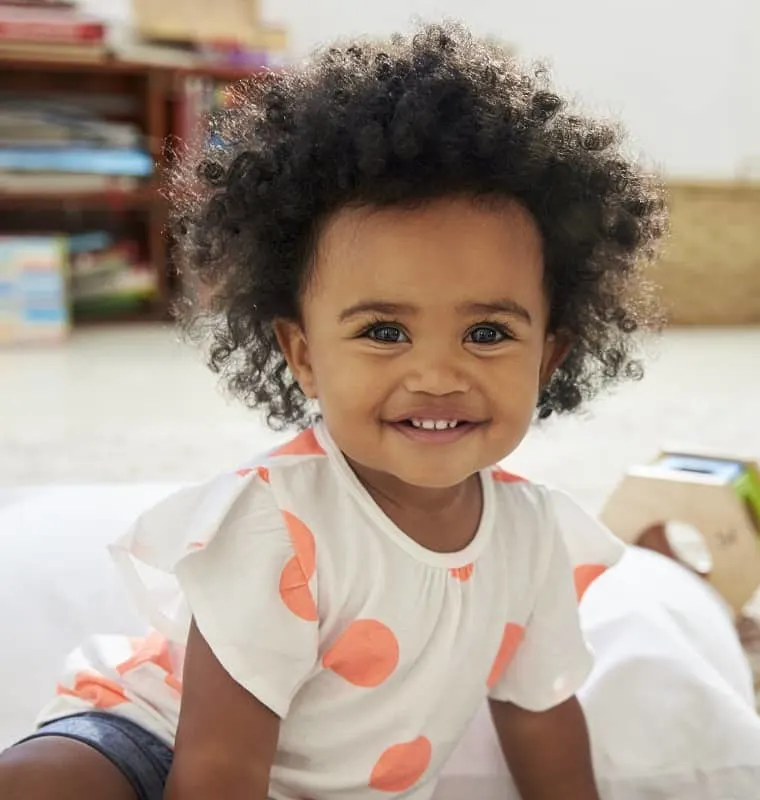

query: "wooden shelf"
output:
0 53 260 82
75 306 171 327
0 54 154 75
0 186 159 210
173 63 261 81
0 54 249 330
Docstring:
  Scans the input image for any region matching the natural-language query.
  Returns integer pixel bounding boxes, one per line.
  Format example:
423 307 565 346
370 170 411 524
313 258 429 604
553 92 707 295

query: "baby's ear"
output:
273 319 318 398
539 330 572 387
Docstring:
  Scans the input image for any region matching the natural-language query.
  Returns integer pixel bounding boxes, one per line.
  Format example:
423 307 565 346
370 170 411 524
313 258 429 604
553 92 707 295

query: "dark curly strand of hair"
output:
169 21 667 430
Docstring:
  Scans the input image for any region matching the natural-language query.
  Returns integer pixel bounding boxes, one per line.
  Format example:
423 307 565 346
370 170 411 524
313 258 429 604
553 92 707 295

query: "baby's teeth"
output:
410 419 460 430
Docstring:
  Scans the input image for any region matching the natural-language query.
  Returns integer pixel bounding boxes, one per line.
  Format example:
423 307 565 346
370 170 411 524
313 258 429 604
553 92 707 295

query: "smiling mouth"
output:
388 418 483 441
407 418 462 430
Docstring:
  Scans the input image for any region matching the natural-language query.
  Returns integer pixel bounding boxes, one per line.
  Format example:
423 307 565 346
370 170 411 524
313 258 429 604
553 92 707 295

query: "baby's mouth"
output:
388 418 482 442
406 418 462 431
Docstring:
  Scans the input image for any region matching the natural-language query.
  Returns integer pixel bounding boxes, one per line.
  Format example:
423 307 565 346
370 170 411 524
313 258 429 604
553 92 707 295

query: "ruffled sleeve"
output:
108 469 319 718
546 488 626 600
488 488 625 711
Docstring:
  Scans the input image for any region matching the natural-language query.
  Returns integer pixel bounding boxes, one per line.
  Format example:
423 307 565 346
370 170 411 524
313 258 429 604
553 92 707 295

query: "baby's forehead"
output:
303 198 547 320
317 196 538 244
310 197 544 285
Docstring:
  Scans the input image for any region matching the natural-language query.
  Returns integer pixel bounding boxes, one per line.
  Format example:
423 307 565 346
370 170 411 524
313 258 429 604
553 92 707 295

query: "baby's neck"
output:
348 461 483 554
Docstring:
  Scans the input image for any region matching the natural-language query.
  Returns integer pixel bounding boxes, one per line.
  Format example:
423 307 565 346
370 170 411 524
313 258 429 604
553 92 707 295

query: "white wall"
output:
87 0 760 179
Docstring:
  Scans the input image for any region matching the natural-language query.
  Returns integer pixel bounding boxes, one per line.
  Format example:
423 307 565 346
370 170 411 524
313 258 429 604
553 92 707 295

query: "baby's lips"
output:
387 408 482 424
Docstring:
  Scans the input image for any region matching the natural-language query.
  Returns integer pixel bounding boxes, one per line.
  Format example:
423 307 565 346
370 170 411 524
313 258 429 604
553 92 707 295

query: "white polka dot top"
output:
38 422 624 799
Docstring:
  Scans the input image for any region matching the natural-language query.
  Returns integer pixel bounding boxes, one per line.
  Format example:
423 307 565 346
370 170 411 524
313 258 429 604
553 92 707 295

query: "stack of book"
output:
131 0 289 69
0 3 156 195
0 234 70 345
0 230 159 345
68 230 157 320
0 0 106 62
0 93 153 194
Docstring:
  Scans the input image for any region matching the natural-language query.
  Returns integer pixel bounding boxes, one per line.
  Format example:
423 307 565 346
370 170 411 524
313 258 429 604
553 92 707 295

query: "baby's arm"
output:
165 619 279 800
487 491 622 799
489 695 599 799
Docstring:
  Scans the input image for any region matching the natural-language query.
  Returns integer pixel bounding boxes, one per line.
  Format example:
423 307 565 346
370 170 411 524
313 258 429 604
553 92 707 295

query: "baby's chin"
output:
376 459 487 492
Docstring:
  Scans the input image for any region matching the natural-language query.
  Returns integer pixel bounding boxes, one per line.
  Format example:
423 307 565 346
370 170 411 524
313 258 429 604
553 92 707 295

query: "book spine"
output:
1 2 76 7
0 19 105 44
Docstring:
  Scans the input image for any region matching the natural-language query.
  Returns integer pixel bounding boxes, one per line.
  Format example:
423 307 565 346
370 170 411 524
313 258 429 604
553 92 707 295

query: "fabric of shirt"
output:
38 422 624 799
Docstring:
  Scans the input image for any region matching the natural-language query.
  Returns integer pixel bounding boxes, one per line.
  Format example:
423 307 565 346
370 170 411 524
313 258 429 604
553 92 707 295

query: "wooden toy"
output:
601 449 760 614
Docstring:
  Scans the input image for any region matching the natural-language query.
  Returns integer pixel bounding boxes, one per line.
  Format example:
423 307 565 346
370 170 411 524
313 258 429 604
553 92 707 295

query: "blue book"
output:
0 147 154 176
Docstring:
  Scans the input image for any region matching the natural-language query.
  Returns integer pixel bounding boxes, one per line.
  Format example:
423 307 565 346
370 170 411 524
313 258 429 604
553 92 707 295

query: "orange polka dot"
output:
369 736 432 792
487 623 525 688
236 465 270 482
279 556 318 621
492 467 527 483
450 563 474 581
282 511 316 576
279 511 318 620
274 428 326 458
574 563 608 601
119 633 183 692
116 631 174 676
57 672 128 710
323 619 399 687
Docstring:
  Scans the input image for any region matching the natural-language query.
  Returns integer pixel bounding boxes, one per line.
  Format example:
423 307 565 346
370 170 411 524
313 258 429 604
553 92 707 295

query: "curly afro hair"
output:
170 21 667 430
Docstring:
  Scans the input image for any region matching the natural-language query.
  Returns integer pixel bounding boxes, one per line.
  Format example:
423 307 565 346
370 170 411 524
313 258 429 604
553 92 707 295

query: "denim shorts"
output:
18 712 173 800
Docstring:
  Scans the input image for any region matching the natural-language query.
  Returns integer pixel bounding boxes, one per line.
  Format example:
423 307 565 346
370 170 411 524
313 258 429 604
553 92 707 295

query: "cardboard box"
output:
132 0 287 50
601 449 760 614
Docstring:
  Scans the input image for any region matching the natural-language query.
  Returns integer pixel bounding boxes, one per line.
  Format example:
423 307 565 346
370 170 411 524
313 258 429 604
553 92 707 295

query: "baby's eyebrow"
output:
337 298 532 325
459 300 533 325
338 301 415 322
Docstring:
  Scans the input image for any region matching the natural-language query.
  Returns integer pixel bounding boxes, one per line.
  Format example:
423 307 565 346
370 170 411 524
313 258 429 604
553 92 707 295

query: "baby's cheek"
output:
487 362 540 406
489 376 541 439
318 361 380 412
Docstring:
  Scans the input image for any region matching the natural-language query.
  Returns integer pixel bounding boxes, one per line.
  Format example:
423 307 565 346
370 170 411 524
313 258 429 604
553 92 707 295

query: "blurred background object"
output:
0 0 287 343
651 183 760 325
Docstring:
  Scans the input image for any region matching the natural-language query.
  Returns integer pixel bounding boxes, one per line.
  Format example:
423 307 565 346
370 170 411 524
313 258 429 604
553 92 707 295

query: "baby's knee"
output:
0 737 138 800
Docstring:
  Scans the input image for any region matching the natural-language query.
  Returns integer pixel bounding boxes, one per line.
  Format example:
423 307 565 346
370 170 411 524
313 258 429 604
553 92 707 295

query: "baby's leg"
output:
0 737 138 800
0 712 172 800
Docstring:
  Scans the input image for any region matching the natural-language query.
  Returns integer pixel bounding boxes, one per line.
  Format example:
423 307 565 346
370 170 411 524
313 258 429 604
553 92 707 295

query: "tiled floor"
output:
2 324 760 518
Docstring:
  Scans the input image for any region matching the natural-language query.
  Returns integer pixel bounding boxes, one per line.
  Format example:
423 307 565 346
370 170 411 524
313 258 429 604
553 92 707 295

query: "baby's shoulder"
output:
488 465 596 530
124 428 335 557
487 465 625 591
488 465 556 528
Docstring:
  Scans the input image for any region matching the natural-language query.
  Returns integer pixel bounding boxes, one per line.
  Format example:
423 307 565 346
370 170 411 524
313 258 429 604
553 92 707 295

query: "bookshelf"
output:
0 54 254 333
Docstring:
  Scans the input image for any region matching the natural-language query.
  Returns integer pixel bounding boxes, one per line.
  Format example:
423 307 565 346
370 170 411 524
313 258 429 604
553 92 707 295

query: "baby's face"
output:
278 196 566 489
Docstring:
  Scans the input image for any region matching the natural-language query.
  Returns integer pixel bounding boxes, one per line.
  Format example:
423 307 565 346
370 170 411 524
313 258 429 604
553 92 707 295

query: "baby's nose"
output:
401 347 470 395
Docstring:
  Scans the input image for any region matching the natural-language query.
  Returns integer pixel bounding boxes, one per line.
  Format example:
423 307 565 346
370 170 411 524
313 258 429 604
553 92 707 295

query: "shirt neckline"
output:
313 421 495 568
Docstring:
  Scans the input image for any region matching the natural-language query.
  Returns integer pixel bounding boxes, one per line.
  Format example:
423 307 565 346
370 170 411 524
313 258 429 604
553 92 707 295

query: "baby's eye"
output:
366 324 409 343
467 325 510 344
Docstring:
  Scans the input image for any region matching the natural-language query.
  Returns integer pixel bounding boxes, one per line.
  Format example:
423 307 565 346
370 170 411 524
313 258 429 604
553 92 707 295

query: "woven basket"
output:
649 181 760 325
